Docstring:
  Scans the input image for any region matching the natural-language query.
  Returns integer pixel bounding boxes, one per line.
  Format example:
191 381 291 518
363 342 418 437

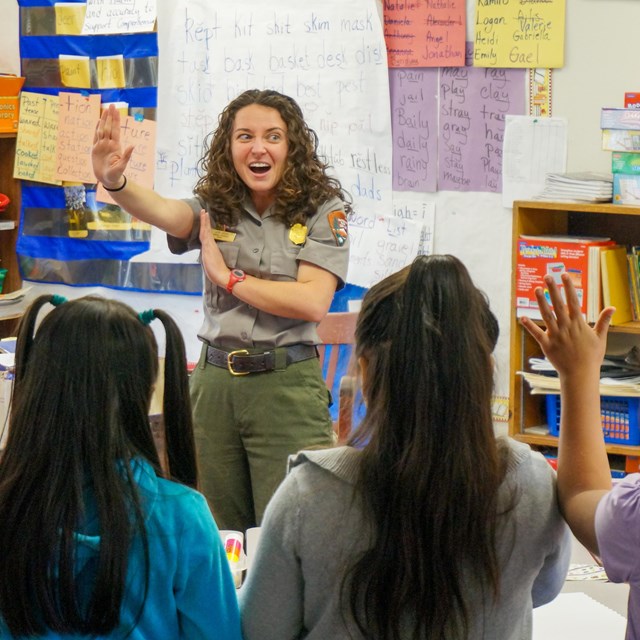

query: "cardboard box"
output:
0 74 25 134
625 93 640 109
601 107 640 130
602 128 640 152
613 173 640 204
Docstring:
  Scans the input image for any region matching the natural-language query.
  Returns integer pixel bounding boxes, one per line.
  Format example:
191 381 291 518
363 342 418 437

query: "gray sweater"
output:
240 440 570 639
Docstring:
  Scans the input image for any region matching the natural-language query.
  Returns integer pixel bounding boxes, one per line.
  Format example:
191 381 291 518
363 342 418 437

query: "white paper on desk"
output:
502 116 567 208
533 592 626 639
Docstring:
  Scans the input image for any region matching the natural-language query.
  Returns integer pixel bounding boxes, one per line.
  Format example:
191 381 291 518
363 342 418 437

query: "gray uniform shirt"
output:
168 196 350 349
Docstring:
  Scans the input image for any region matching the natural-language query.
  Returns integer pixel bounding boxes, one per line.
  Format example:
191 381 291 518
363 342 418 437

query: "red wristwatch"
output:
226 268 246 294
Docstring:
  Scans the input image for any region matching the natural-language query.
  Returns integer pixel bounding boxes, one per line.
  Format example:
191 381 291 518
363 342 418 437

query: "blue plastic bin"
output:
545 394 640 446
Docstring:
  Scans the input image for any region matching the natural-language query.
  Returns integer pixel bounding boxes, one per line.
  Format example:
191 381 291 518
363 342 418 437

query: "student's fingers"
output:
520 315 547 346
542 275 570 323
559 272 583 319
594 306 615 339
533 284 558 332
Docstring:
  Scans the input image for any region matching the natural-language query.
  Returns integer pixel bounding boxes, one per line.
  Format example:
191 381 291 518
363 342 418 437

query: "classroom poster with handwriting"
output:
55 92 100 183
383 0 465 67
155 0 393 288
82 0 157 35
473 0 566 68
13 92 61 185
389 68 438 192
438 58 526 192
350 194 434 284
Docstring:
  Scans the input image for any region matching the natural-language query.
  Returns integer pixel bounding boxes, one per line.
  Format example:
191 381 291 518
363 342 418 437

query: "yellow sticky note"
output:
101 101 129 117
59 55 91 89
96 55 126 89
55 3 87 35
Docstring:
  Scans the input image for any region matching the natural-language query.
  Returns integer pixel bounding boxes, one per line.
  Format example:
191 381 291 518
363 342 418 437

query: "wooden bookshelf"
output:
0 133 23 337
510 200 640 461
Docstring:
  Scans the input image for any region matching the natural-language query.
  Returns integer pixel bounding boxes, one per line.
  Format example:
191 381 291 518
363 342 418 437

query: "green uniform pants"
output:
190 344 335 533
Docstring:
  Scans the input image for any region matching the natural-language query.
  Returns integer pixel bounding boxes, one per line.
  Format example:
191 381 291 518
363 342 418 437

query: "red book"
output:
516 235 615 321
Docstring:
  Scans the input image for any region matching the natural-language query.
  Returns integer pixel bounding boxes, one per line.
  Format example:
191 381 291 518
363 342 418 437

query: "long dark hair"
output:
0 295 196 636
194 89 352 228
345 255 509 639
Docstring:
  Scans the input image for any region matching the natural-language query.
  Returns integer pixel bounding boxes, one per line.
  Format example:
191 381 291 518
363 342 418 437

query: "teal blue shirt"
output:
1 460 242 639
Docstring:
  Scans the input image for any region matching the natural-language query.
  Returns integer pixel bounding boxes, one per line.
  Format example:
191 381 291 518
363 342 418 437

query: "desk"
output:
533 536 629 639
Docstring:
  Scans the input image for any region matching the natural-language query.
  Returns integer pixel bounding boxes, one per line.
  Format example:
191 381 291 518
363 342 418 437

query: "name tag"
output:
211 229 236 242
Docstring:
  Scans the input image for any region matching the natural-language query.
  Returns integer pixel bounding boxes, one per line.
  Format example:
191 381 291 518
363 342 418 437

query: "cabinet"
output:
0 133 22 337
509 200 640 458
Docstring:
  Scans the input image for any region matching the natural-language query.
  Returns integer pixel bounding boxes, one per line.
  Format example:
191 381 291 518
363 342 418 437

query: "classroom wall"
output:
0 0 636 397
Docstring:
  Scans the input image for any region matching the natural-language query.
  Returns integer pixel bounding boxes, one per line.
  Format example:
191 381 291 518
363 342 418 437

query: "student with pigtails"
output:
0 295 242 639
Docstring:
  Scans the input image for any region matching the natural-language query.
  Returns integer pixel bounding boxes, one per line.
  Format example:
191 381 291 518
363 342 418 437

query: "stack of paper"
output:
518 370 640 396
534 172 613 202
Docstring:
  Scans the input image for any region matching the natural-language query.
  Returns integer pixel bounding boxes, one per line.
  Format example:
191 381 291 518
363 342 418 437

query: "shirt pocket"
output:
270 248 300 281
217 242 240 268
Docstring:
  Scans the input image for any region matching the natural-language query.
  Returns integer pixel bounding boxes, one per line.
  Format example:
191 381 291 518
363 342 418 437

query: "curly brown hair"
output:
194 89 352 228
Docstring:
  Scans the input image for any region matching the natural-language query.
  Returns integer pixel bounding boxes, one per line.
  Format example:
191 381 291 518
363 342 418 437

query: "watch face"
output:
232 269 245 277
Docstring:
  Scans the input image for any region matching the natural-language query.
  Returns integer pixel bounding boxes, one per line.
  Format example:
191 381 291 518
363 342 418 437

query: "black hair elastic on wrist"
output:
103 175 127 192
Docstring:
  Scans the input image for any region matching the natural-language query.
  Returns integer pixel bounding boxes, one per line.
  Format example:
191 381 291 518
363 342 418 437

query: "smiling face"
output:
230 104 289 214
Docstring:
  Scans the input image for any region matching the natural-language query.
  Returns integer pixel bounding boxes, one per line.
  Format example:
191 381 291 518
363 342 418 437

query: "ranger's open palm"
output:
92 104 134 187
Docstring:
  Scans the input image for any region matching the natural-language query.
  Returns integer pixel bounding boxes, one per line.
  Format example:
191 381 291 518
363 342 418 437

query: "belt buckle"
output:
227 349 250 376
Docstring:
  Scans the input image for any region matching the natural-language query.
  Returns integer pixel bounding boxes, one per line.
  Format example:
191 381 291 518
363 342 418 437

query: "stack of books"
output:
535 172 613 202
601 105 640 204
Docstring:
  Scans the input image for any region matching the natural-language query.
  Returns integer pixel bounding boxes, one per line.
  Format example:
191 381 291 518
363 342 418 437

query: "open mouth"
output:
249 162 271 175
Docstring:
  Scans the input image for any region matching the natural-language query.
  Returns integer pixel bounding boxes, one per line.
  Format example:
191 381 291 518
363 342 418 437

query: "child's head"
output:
9 294 196 487
353 254 498 445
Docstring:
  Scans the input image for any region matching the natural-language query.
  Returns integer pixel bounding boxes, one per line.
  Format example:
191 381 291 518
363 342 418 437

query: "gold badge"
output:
289 223 308 245
211 228 236 242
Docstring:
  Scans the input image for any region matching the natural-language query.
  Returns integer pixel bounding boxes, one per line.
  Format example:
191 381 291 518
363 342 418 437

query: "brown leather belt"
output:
206 344 317 376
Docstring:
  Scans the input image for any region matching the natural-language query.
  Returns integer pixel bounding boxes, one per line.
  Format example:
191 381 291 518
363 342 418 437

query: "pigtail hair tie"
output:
50 294 67 306
138 309 155 326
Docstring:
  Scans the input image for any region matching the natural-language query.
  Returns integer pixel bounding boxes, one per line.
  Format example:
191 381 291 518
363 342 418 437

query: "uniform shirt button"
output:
241 331 249 340
252 248 259 253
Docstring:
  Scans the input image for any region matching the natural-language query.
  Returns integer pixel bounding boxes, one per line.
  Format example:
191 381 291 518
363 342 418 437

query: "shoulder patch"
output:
327 210 348 247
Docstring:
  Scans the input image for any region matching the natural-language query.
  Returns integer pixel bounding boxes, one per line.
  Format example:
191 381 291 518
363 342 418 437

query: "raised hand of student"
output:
520 273 613 379
521 272 614 555
198 209 231 289
92 104 135 190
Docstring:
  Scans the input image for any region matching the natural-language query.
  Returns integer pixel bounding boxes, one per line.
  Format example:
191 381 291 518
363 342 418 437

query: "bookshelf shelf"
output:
0 134 23 338
514 432 640 457
509 200 640 464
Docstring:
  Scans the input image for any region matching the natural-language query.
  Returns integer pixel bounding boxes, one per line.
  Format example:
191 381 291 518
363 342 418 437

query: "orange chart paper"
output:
383 0 465 68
